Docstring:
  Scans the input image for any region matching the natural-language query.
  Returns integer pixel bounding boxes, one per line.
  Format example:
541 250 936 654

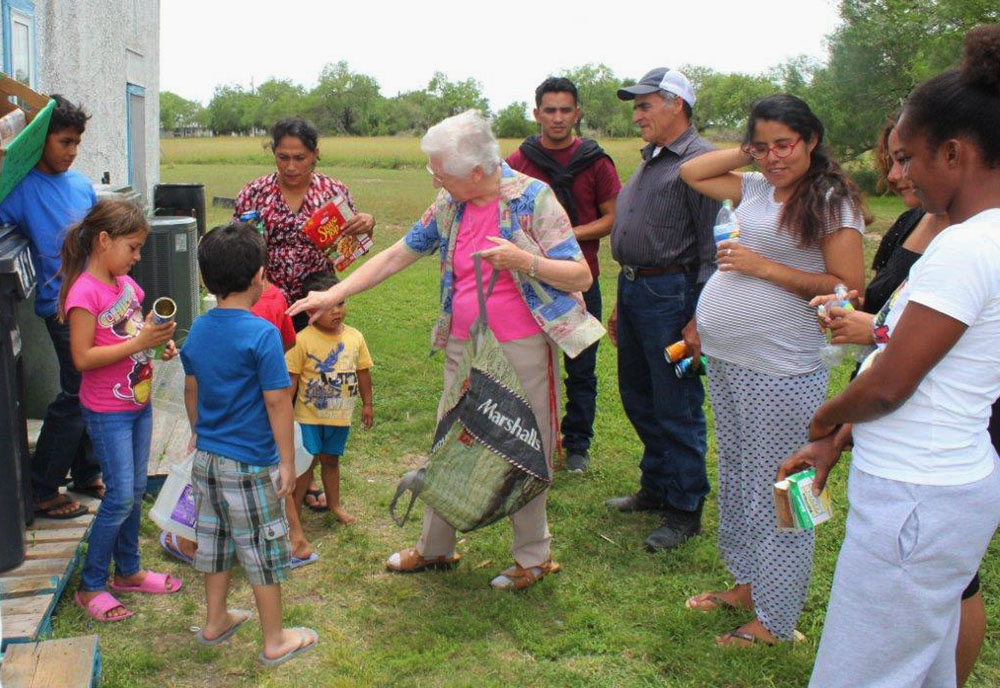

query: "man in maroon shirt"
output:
506 77 621 473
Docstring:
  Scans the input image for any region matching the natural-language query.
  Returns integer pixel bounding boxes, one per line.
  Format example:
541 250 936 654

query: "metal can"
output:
674 355 707 378
239 211 263 234
663 340 688 363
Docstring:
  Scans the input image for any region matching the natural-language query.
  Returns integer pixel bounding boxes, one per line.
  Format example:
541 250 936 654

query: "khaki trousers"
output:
416 333 556 568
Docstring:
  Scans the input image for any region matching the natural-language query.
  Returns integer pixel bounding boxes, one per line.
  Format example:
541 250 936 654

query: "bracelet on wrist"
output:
528 254 539 278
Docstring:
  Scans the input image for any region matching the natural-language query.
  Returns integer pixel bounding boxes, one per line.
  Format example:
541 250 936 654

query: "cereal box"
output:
300 196 373 271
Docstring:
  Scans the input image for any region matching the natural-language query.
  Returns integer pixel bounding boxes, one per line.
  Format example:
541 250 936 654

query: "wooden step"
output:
1 635 100 688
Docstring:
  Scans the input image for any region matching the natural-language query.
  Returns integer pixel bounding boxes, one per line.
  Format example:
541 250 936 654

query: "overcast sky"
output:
160 0 843 110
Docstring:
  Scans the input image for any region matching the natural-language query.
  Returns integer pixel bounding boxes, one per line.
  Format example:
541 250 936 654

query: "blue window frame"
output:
126 83 146 195
1 0 36 87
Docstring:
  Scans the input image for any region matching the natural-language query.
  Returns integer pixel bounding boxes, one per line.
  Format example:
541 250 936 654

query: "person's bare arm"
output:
679 148 747 203
288 239 421 320
263 388 295 497
357 368 373 429
69 309 175 371
573 197 617 242
478 237 592 292
184 375 198 453
717 228 865 301
809 302 967 439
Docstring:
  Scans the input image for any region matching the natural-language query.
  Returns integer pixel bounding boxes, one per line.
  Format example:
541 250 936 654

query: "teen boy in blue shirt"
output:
0 95 99 518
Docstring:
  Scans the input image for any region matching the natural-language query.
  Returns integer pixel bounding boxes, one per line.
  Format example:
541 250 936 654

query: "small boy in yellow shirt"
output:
286 272 373 524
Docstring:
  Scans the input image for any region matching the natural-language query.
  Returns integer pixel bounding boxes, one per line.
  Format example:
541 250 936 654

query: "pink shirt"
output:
450 199 541 341
65 273 153 412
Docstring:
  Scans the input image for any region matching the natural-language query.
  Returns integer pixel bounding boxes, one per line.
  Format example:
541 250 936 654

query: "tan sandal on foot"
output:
490 560 561 590
385 547 460 573
685 591 752 612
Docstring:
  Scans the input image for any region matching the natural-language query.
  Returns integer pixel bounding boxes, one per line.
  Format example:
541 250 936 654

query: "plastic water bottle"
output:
713 199 741 245
818 284 863 366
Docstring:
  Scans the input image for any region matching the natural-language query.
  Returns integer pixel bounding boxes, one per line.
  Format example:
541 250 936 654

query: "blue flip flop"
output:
194 609 252 646
160 531 195 566
289 552 319 570
259 627 318 666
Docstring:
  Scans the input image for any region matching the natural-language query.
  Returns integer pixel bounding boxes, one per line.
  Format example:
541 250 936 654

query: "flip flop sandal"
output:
490 560 561 591
67 482 106 500
289 552 319 570
304 488 326 513
686 593 739 613
258 627 319 667
385 547 461 573
160 531 195 566
109 571 183 595
74 591 133 622
194 609 252 646
716 627 773 647
34 495 89 519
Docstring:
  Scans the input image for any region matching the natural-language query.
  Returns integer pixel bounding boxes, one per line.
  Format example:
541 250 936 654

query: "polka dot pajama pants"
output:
706 356 828 639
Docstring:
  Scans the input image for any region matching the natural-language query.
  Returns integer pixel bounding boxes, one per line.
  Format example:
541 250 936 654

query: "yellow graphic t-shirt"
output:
286 325 373 426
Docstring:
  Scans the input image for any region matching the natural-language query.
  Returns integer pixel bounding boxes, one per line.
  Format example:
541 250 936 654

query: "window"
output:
2 0 35 87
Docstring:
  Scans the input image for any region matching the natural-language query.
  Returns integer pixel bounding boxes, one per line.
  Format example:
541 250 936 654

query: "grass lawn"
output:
49 137 999 687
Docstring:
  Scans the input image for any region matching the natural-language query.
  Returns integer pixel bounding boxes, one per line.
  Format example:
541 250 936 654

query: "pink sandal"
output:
108 571 183 595
74 591 133 622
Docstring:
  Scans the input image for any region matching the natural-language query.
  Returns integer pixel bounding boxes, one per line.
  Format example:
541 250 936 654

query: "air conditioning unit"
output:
130 216 198 343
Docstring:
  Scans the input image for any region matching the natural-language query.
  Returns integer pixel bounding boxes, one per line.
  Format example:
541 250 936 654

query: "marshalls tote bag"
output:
390 257 552 532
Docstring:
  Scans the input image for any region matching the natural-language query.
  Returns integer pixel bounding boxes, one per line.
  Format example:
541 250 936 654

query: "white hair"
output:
421 109 501 177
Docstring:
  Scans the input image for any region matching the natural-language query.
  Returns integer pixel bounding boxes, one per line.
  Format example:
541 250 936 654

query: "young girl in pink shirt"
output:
60 200 182 621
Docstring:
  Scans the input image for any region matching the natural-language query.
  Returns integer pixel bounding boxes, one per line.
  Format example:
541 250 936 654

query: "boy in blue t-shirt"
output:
181 222 317 666
0 95 100 518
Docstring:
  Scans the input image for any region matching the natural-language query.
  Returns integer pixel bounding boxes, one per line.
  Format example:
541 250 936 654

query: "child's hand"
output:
136 312 176 350
362 404 373 430
186 433 197 455
160 340 178 361
275 461 295 498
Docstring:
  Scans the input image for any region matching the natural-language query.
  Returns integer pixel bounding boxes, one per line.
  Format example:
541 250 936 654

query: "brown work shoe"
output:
385 547 460 573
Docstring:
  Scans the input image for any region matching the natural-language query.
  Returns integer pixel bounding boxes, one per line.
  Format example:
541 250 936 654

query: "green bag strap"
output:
389 468 425 526
472 253 500 343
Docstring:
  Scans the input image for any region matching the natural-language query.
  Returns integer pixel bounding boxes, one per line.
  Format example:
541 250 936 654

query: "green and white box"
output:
774 468 834 531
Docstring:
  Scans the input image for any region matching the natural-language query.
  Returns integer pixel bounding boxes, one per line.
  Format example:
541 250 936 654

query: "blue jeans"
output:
32 316 100 502
616 271 707 512
79 404 152 591
561 279 602 453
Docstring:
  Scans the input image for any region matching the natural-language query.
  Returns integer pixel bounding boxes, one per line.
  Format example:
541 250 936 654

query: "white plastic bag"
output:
149 452 196 540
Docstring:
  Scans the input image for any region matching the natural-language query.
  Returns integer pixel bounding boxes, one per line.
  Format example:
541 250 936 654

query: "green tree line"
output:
162 2 998 159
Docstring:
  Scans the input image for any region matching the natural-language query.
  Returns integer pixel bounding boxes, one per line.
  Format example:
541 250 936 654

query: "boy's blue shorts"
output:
300 424 350 456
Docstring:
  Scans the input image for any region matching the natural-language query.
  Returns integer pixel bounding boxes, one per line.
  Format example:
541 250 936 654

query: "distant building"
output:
2 0 160 199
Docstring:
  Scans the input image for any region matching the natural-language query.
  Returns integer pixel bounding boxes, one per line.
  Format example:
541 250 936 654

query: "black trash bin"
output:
0 223 37 572
154 183 206 238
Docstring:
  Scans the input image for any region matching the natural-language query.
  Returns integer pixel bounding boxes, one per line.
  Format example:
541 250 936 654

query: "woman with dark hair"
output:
678 94 866 646
234 117 375 331
780 24 1000 687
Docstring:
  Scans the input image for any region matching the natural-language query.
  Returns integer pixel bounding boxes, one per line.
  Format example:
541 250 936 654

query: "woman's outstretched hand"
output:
287 284 347 324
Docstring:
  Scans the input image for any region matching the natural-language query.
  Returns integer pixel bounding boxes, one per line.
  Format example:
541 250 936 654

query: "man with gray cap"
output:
605 67 720 551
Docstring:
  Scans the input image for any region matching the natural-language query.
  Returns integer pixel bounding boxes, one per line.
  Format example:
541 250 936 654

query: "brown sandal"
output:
490 560 561 590
385 547 460 573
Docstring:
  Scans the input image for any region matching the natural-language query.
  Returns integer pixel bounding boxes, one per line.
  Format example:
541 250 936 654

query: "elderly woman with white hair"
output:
289 109 602 590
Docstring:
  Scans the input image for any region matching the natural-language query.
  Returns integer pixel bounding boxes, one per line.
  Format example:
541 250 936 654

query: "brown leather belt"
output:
621 264 696 280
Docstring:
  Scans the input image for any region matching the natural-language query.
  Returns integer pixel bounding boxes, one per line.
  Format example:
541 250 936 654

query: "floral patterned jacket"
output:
403 163 605 358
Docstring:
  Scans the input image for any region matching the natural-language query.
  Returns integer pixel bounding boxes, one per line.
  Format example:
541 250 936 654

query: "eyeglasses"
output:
425 164 444 183
744 137 803 160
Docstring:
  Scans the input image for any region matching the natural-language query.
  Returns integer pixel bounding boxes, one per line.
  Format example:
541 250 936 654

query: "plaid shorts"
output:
190 450 290 586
